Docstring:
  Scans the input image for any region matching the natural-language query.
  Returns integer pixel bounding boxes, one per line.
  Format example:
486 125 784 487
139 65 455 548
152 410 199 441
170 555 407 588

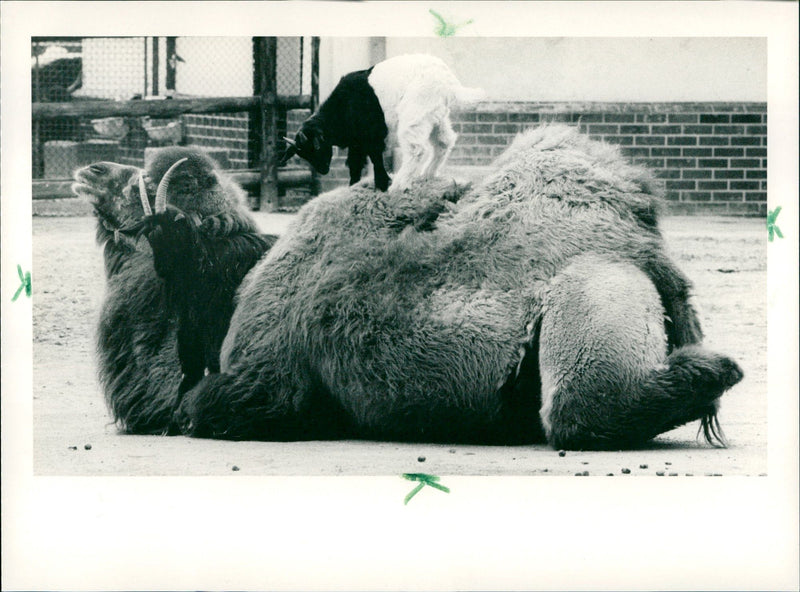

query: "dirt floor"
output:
31 203 767 476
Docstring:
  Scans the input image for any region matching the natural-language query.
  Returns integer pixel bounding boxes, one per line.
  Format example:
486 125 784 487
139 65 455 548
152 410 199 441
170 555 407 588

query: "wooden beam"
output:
166 37 177 91
32 95 312 120
34 97 258 119
311 38 320 110
33 168 314 200
33 179 74 200
254 37 279 212
151 37 160 96
276 94 314 110
309 37 322 195
33 120 43 178
236 168 313 190
277 168 314 189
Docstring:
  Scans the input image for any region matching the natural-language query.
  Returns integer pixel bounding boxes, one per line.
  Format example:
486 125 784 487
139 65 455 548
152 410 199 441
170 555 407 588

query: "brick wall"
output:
288 102 767 216
182 112 254 169
54 112 256 171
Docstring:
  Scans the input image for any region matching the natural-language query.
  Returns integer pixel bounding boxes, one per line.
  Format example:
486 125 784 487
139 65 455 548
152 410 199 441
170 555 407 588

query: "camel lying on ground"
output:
171 124 743 449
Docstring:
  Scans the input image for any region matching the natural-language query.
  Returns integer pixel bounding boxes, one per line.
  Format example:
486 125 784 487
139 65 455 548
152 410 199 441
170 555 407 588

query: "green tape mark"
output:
430 9 473 38
402 473 450 504
12 265 31 301
767 206 783 242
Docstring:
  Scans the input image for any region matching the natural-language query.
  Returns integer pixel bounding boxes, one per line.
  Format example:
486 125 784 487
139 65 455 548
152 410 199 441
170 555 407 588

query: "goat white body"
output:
368 54 485 190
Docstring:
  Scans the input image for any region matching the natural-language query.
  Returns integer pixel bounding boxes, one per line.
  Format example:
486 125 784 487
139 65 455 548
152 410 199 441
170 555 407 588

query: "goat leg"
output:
346 147 367 185
369 150 391 191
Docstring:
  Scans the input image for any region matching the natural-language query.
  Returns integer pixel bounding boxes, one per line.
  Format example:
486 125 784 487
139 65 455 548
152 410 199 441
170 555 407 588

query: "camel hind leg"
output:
538 254 742 450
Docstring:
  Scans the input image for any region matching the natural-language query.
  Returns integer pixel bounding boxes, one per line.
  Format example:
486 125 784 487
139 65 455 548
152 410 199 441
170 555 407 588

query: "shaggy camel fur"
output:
74 148 273 434
173 125 742 449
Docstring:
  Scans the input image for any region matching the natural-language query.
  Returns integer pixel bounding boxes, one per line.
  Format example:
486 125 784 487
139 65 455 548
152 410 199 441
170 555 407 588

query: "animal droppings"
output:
448 449 456 454
574 471 589 476
68 446 78 451
656 471 665 476
639 464 648 469
84 444 92 450
232 465 240 471
685 473 693 476
664 461 672 465
581 461 589 465
606 473 614 476
417 456 426 462
558 450 566 457
621 468 631 474
669 473 678 476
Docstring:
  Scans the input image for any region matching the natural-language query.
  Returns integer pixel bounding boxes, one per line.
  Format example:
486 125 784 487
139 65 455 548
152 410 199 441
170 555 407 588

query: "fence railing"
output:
32 36 320 211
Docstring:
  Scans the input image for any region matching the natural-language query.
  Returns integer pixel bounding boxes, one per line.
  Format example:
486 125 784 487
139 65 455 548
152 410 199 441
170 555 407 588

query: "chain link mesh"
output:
33 36 310 179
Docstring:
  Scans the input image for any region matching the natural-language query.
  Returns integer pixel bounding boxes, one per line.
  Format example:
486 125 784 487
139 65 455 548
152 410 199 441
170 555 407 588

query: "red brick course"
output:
286 102 768 216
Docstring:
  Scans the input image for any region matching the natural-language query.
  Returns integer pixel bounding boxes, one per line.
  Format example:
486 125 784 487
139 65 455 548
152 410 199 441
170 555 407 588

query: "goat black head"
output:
278 120 333 175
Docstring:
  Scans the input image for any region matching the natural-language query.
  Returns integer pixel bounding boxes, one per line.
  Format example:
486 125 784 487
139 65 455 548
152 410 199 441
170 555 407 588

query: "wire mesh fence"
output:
32 36 314 182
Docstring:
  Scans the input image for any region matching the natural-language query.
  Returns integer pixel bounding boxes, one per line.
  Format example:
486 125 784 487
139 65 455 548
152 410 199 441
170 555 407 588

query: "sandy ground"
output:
31 206 767 476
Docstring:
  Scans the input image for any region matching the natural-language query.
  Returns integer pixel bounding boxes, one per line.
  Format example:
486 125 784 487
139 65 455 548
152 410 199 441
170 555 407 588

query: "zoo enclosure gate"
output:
32 36 320 210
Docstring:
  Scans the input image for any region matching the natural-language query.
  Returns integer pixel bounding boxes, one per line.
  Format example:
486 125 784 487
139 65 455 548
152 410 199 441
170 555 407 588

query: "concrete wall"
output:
318 37 766 103
318 37 385 99
76 36 767 104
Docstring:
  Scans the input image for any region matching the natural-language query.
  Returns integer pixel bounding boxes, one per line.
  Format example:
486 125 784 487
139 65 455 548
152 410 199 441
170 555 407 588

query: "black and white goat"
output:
279 54 485 191
125 153 276 397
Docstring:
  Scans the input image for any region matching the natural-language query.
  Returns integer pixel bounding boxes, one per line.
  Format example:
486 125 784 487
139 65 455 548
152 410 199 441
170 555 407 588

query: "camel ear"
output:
208 169 224 188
